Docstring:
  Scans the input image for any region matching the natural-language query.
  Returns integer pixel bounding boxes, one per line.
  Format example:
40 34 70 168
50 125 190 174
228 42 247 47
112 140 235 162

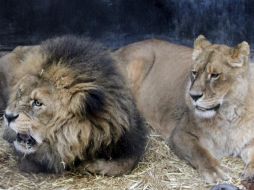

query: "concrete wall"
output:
0 0 253 50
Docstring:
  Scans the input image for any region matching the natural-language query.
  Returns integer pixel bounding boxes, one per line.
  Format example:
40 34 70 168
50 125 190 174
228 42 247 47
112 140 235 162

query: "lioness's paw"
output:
243 163 254 180
199 165 230 184
210 184 239 190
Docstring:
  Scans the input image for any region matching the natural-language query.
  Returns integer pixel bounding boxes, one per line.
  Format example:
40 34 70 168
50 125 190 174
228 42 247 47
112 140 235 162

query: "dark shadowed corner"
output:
0 0 253 50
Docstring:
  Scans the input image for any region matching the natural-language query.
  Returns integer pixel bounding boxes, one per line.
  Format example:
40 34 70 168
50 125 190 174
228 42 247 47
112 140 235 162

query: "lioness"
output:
114 36 254 183
114 39 192 140
2 36 148 175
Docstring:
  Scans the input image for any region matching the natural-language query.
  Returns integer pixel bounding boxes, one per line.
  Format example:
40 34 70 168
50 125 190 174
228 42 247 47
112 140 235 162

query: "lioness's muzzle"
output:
196 104 220 111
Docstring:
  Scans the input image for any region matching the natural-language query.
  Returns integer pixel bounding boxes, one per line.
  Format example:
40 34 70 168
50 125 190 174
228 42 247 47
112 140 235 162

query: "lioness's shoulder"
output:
115 39 191 58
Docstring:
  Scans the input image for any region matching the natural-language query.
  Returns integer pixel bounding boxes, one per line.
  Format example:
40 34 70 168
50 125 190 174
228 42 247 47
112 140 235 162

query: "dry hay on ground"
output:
0 121 245 190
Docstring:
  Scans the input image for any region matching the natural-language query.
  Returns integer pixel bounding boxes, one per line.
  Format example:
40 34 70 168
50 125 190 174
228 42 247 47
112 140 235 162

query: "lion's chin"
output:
14 141 37 154
13 133 38 154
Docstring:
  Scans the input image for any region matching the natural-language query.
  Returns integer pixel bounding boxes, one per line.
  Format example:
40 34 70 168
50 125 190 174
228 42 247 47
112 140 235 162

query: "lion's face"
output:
5 74 64 154
4 61 94 161
186 35 250 119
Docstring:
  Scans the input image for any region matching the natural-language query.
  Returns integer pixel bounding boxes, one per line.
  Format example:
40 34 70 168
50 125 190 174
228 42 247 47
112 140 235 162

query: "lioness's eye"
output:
32 100 43 107
211 73 220 79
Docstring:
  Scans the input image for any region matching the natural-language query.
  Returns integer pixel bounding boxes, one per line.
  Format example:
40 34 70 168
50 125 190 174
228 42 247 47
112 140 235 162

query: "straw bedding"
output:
0 48 247 190
0 121 245 190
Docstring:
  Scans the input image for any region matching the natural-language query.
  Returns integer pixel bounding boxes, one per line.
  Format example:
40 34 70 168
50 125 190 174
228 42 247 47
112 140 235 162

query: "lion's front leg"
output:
169 122 229 183
19 157 47 173
85 157 138 176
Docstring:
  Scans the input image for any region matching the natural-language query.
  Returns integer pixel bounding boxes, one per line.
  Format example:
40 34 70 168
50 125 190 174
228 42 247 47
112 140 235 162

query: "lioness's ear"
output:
192 35 211 60
229 41 250 68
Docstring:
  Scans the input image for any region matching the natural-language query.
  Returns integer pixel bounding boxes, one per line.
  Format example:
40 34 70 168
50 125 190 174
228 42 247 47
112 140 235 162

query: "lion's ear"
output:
192 35 211 60
69 84 105 117
228 41 250 68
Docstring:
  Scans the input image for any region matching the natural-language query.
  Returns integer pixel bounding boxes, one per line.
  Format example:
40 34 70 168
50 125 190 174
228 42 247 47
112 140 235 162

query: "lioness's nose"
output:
4 112 19 123
190 93 203 101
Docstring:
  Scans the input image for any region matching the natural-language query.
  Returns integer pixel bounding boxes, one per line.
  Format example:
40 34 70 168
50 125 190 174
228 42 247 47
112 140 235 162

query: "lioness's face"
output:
4 75 62 154
187 35 250 119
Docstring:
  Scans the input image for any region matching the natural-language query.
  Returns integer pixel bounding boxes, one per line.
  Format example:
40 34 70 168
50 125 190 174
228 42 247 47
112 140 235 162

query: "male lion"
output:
3 36 148 175
114 36 254 183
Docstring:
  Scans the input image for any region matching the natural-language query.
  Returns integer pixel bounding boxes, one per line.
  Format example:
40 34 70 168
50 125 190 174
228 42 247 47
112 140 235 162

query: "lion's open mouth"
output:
16 133 37 148
196 104 220 112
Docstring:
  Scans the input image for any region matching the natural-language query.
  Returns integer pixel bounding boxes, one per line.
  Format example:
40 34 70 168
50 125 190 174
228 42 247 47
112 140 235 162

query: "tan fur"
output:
0 46 37 114
113 39 192 139
114 37 254 183
3 37 147 175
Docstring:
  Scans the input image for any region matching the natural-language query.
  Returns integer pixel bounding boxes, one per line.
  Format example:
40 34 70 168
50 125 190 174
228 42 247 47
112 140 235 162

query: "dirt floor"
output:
0 120 247 190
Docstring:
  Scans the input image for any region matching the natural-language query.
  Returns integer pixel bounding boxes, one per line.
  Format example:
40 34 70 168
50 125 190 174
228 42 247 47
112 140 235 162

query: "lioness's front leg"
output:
169 119 228 183
85 157 139 176
241 141 254 179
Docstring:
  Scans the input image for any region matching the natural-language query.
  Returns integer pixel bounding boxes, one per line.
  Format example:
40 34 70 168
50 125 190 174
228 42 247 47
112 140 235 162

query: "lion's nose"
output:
190 93 203 101
4 112 19 123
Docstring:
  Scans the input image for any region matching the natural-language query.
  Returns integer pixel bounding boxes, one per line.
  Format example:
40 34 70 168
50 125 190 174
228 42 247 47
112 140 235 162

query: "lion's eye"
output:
191 71 198 78
32 100 43 107
211 73 220 79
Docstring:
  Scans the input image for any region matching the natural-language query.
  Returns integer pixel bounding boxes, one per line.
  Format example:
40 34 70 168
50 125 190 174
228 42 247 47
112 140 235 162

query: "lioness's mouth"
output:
16 133 37 148
196 104 220 111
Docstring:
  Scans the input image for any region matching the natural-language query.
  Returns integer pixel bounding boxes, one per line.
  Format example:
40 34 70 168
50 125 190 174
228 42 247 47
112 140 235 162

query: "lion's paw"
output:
85 159 134 176
85 160 114 176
